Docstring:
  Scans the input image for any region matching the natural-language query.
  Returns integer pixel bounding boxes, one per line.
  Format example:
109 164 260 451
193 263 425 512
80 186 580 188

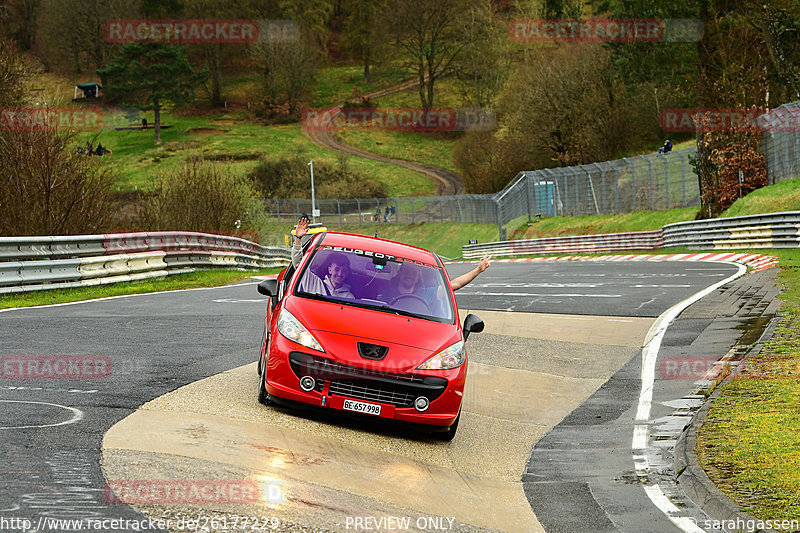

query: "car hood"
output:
286 298 461 371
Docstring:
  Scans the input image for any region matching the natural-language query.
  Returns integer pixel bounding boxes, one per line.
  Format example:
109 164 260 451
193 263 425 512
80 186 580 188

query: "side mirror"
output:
257 279 279 307
462 313 484 341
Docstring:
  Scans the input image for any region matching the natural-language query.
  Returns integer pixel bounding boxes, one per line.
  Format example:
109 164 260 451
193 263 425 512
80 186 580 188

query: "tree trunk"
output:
695 0 711 214
154 97 162 145
417 54 426 109
364 49 370 82
208 45 222 107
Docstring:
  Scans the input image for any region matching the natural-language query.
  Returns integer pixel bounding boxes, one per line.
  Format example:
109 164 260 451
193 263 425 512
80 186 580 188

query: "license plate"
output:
342 399 381 416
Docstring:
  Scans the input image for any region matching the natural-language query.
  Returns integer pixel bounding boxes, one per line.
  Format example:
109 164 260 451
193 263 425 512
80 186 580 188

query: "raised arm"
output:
449 253 491 291
290 216 310 268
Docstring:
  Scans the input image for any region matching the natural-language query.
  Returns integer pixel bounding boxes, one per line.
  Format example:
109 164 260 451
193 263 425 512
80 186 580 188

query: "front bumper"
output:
265 340 466 427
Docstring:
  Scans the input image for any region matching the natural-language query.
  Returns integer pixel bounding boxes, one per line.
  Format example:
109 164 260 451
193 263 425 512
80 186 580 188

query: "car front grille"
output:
289 352 447 408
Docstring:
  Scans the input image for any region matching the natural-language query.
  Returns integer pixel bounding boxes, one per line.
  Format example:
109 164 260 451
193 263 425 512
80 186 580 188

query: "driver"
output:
297 251 354 299
378 262 446 315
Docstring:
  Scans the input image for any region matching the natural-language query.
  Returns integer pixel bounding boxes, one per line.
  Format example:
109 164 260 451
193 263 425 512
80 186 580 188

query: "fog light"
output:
413 396 429 412
299 376 316 392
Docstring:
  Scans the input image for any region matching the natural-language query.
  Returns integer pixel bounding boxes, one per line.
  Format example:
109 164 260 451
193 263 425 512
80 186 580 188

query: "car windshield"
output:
294 245 454 323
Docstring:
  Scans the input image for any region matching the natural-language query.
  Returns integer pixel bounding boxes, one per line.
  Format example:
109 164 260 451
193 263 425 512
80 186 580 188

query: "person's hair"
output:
327 252 350 270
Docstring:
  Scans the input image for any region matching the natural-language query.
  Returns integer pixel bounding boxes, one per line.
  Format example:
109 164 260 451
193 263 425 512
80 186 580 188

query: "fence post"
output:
411 199 415 223
593 163 605 214
496 197 504 241
525 173 532 221
623 157 635 211
337 200 342 224
640 155 653 210
660 154 669 210
276 199 281 223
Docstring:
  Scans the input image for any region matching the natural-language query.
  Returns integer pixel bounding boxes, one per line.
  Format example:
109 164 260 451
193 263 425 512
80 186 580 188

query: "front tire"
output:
258 348 271 406
257 331 265 374
435 410 460 441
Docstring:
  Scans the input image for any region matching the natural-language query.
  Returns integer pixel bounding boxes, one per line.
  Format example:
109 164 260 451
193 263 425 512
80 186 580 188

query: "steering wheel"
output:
389 294 431 314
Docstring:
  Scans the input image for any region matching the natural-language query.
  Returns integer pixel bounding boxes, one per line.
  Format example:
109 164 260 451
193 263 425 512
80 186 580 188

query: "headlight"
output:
416 341 464 370
277 309 324 352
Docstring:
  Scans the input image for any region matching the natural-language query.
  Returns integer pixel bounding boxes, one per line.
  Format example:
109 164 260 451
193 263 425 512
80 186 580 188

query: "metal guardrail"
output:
662 211 800 250
0 232 291 294
462 211 800 258
462 231 663 259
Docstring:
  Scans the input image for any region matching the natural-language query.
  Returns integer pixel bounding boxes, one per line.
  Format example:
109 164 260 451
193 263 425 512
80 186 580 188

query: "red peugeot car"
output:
256 231 483 440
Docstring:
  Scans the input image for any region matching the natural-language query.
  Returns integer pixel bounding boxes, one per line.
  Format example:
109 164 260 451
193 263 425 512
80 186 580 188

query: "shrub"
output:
0 127 115 236
136 159 264 234
248 154 387 199
693 117 768 218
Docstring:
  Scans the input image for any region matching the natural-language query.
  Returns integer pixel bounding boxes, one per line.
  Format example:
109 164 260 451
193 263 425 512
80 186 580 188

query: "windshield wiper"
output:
373 304 429 320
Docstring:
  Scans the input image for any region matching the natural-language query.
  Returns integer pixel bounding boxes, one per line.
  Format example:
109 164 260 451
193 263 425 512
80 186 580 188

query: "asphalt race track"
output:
1 260 767 533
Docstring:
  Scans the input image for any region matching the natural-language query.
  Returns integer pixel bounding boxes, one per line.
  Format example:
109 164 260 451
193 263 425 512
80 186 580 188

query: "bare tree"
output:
452 0 510 108
389 0 474 109
36 0 140 76
0 127 115 235
0 39 39 107
252 34 320 113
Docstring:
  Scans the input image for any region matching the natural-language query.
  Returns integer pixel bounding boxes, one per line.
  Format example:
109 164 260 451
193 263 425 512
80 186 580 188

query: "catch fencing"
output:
263 195 498 226
266 100 800 236
263 148 700 234
494 147 699 226
762 101 800 184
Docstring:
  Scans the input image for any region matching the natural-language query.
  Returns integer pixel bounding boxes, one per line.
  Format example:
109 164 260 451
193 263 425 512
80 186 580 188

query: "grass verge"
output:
721 177 800 218
509 207 698 239
0 269 280 310
697 248 800 522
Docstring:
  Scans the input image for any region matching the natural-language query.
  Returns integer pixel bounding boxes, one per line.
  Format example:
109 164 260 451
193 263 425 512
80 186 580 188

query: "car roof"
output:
317 232 439 266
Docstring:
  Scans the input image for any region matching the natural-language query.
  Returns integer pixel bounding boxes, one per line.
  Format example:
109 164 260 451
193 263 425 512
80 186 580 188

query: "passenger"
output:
292 218 353 299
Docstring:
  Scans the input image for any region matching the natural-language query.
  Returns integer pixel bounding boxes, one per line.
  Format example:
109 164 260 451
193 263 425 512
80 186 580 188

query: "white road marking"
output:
632 261 746 532
457 292 621 298
0 385 98 394
0 400 84 429
0 282 261 314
